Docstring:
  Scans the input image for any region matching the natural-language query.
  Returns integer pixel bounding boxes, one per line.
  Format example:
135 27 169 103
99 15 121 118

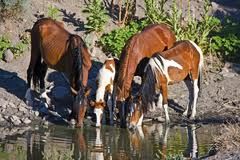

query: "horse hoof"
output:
183 111 188 117
69 119 76 125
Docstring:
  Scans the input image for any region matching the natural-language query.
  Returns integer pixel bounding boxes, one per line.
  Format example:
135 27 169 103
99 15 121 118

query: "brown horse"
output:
114 23 176 127
25 18 92 127
129 40 204 128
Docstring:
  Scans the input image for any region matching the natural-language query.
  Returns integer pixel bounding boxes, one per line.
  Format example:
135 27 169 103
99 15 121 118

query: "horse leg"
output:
39 62 52 109
119 101 126 128
161 84 170 124
183 78 193 117
190 79 199 119
25 49 40 106
107 92 114 125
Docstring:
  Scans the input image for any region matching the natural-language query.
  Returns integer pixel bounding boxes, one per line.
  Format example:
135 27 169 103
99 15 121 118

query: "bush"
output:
210 19 240 61
0 35 30 60
99 19 149 57
84 0 109 34
47 5 60 20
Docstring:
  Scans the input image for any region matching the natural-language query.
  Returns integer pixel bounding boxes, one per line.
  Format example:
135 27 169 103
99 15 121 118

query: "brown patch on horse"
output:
104 59 115 73
115 23 176 101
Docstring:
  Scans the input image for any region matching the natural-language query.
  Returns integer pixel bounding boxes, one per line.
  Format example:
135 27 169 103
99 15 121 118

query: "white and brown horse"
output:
129 40 204 128
114 24 176 127
90 58 118 127
25 18 92 127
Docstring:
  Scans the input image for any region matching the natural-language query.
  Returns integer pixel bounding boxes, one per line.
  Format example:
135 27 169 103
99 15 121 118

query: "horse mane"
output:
141 62 157 113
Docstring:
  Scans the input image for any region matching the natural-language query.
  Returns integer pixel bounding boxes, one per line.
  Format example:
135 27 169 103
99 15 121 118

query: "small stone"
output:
18 106 28 113
34 111 39 117
0 114 4 122
10 115 21 126
22 118 31 124
0 100 8 108
3 49 14 63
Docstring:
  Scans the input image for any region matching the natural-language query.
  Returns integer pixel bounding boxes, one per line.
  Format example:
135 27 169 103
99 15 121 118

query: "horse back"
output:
31 18 71 67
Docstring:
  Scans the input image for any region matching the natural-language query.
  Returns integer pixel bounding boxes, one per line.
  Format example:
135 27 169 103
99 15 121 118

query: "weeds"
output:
0 35 30 60
84 0 109 34
99 19 149 57
47 5 60 20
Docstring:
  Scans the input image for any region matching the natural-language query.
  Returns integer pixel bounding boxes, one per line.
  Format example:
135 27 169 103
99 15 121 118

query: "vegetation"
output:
0 35 30 60
47 5 60 20
99 19 148 57
99 0 239 62
84 0 109 34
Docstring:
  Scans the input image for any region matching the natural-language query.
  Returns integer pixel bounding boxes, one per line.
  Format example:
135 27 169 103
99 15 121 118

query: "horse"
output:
90 58 119 127
114 23 176 127
129 40 204 128
24 18 92 127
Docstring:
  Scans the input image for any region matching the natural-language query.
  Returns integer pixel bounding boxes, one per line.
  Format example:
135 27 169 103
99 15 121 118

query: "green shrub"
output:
0 35 30 60
144 0 221 53
47 5 60 20
0 36 11 59
210 19 240 61
99 19 149 57
84 0 109 34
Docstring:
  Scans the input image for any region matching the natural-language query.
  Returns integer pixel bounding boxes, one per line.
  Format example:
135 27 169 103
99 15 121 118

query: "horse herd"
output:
24 18 203 129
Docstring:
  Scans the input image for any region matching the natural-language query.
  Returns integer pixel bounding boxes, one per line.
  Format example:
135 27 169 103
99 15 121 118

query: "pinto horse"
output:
129 40 204 128
114 24 176 127
90 58 119 127
25 18 92 127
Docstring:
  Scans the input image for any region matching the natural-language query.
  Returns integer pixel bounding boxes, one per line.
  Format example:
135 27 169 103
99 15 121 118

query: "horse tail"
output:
141 59 157 113
32 55 41 89
188 40 204 95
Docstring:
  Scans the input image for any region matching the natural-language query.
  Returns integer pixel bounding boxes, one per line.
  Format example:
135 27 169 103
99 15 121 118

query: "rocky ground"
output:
0 0 240 158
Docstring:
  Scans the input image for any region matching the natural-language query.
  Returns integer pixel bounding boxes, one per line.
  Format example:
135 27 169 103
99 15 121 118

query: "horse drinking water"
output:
90 58 118 127
25 18 92 127
114 24 176 127
129 40 204 128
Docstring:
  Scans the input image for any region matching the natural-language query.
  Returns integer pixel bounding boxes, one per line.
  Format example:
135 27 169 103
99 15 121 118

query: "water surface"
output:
0 123 219 160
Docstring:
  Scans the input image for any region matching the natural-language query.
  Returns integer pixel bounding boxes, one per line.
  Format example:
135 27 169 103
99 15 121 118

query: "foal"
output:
90 58 118 127
129 40 204 128
25 18 92 127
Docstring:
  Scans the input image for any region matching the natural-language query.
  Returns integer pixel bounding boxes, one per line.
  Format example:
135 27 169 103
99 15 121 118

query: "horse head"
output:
72 86 91 127
129 95 144 130
90 100 105 127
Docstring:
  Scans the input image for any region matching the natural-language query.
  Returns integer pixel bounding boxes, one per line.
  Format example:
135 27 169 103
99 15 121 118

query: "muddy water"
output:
0 123 219 160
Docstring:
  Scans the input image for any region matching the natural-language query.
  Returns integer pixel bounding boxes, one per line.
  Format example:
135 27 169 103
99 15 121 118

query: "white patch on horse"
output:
94 108 103 127
137 114 144 126
149 55 183 82
163 104 170 123
95 59 115 103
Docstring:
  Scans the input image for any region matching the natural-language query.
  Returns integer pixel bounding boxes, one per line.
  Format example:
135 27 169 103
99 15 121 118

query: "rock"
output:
22 118 31 124
10 115 21 126
0 100 8 108
0 114 4 122
3 49 14 63
18 105 28 113
52 86 70 100
34 111 39 117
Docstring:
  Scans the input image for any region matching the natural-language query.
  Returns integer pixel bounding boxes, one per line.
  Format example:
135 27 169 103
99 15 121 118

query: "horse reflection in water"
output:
184 124 199 159
129 124 169 160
